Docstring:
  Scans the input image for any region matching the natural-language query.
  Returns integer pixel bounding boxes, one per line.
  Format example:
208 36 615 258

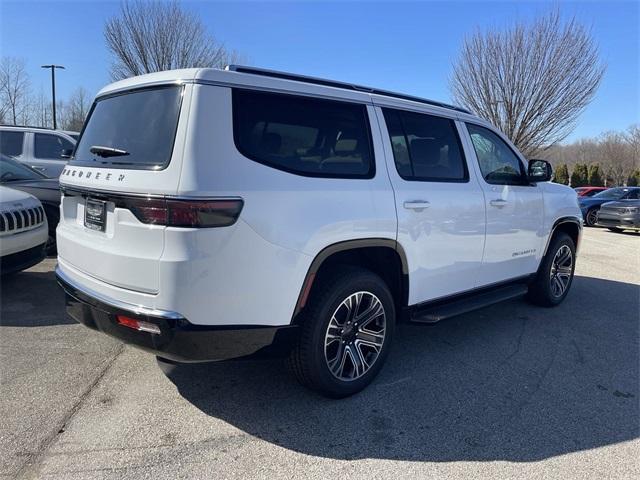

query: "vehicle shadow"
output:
604 229 640 236
0 269 74 326
163 275 639 462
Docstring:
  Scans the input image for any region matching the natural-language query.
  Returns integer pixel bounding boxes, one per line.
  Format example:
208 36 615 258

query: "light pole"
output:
41 64 65 130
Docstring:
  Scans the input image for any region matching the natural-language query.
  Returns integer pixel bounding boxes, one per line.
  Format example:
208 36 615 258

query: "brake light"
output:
120 197 243 228
116 315 161 334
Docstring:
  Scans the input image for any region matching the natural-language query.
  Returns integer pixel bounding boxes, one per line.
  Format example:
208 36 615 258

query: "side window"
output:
0 131 25 157
233 89 374 178
382 108 468 182
466 123 525 185
34 133 74 160
624 189 639 199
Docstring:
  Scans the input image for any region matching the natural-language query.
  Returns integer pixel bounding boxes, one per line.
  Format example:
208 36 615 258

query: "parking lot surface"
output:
1 228 638 479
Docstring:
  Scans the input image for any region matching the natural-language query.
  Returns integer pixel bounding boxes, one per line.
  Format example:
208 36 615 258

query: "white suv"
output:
0 186 48 274
56 66 582 397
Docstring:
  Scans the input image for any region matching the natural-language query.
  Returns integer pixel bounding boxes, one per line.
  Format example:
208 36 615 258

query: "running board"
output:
410 284 529 324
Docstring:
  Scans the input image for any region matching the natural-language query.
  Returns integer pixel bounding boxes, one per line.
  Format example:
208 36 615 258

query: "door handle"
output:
489 199 508 208
403 200 431 211
31 166 46 172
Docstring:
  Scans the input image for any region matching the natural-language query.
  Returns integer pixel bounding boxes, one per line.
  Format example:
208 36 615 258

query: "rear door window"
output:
0 131 25 157
233 89 374 178
382 108 468 182
72 86 183 170
34 133 74 159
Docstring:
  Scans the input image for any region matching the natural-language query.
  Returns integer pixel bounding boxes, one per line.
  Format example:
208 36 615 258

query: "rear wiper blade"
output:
89 145 130 158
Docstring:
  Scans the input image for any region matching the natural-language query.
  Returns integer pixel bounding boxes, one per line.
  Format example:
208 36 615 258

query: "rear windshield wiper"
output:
89 145 130 158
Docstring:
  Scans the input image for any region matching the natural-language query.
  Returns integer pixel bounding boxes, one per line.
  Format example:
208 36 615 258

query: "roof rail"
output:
0 124 55 131
225 65 472 115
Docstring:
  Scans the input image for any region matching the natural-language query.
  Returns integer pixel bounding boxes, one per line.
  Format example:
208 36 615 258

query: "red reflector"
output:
117 315 139 329
116 315 161 334
297 272 316 309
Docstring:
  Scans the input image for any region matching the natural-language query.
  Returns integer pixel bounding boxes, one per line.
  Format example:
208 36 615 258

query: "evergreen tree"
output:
588 164 604 186
627 170 640 186
570 164 589 187
554 164 570 185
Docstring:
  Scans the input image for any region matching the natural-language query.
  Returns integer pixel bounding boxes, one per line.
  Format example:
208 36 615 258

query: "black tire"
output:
585 208 599 227
607 227 623 233
527 233 576 307
288 266 395 398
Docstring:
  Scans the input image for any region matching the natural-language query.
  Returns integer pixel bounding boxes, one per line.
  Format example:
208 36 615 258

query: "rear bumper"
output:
0 243 46 275
56 266 298 362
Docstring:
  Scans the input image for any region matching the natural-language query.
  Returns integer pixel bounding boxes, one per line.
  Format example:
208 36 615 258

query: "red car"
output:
575 186 608 197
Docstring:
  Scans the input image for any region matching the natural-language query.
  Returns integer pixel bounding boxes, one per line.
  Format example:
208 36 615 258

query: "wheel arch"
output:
543 217 582 256
291 239 409 324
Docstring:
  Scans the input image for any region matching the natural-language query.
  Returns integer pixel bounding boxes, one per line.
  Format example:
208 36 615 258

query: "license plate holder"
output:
84 198 107 232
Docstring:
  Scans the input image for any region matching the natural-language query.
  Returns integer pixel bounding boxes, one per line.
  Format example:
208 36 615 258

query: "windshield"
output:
0 155 46 181
72 85 183 170
592 188 625 200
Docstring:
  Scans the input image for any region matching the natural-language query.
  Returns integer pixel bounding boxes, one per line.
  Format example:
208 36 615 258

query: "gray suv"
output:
0 125 76 178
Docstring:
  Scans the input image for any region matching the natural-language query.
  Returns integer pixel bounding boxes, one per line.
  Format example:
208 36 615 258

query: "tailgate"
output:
55 83 192 294
57 192 164 293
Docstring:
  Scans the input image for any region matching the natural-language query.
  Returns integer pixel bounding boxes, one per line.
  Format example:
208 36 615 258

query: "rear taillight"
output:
119 197 243 228
116 315 161 334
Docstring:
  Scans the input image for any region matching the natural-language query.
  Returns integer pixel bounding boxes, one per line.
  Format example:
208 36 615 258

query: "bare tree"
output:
539 124 638 186
105 0 239 80
30 89 52 128
60 87 90 131
450 11 605 157
599 131 633 186
0 57 32 125
625 124 640 168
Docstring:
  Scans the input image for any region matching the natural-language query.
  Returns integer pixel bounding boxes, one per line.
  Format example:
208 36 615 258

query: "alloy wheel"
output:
549 245 573 298
586 209 598 226
324 291 386 381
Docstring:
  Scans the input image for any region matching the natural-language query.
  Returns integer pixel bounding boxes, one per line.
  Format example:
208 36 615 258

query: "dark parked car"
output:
0 154 60 253
579 187 640 227
596 199 640 232
575 186 608 197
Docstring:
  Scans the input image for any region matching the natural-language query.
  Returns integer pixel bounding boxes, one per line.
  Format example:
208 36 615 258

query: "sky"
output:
0 0 638 142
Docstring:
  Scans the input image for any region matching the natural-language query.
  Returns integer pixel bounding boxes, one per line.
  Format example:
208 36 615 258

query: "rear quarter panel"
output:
170 85 397 325
178 85 397 255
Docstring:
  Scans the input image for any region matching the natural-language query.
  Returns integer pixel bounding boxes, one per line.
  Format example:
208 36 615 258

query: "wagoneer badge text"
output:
61 168 125 182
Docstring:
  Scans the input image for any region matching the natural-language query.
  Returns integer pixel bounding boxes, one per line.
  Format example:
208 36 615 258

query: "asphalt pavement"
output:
1 227 638 479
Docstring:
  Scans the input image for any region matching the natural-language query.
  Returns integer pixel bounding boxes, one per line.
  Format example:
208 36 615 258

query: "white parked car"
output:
0 125 76 178
0 186 48 274
56 66 582 397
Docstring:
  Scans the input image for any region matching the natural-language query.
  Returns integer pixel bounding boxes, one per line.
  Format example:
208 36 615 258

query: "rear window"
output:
233 89 374 178
72 86 183 170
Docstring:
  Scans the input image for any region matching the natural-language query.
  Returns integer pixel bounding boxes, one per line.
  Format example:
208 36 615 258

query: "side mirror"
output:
528 159 552 183
60 149 73 159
